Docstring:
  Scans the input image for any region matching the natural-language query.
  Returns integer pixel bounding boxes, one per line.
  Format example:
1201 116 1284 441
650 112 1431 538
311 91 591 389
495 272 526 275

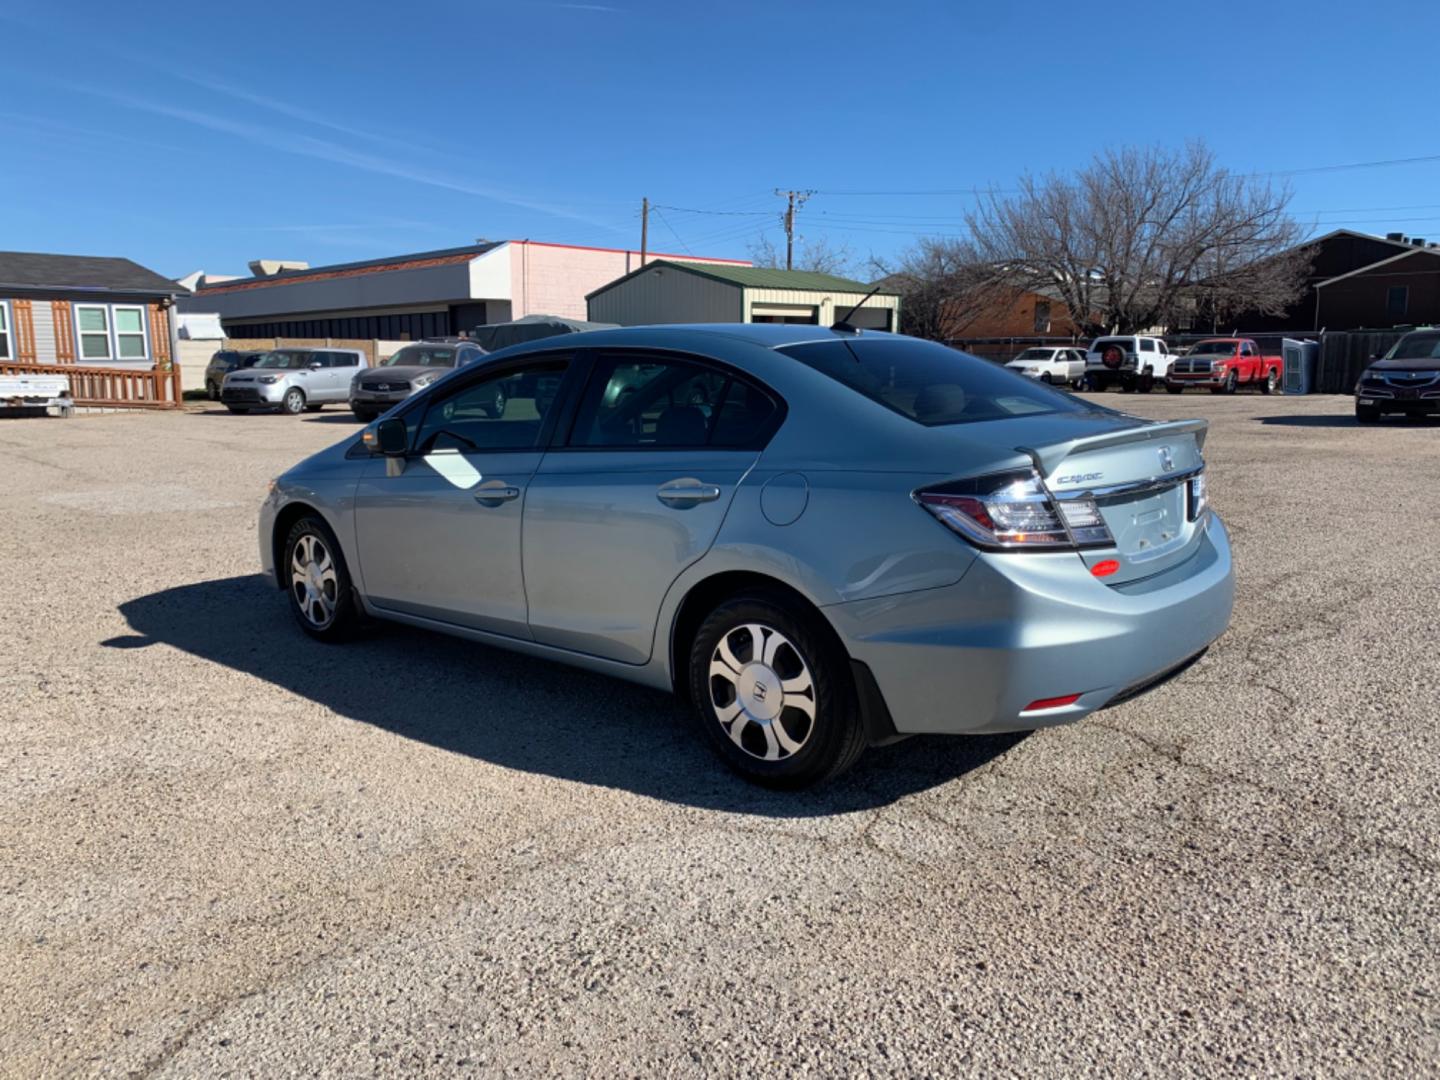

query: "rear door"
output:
522 349 781 664
322 350 361 401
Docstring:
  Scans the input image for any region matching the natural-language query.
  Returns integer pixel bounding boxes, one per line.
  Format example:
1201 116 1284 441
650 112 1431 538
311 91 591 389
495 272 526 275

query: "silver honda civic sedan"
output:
259 325 1234 787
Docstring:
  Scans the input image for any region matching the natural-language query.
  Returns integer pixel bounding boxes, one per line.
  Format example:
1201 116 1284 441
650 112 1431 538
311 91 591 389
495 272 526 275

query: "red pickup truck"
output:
1165 338 1282 394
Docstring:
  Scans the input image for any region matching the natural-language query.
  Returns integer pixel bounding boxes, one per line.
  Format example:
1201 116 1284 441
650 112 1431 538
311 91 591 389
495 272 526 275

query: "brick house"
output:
0 251 179 368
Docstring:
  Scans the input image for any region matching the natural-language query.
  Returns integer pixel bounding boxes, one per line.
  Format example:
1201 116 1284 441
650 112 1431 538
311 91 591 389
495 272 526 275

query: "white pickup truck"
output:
0 373 73 417
1083 335 1175 393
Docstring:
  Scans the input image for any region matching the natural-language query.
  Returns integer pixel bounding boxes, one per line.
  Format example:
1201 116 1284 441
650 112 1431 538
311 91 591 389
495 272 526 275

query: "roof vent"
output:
248 259 310 278
1412 237 1427 247
1386 232 1406 243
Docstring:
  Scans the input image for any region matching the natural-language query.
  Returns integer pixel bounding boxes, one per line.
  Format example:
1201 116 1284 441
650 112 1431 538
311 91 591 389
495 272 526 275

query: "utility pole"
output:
774 189 813 270
640 197 649 267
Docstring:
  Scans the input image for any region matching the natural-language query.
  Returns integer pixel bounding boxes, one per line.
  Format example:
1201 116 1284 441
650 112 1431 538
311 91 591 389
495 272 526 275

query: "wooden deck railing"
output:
0 362 184 409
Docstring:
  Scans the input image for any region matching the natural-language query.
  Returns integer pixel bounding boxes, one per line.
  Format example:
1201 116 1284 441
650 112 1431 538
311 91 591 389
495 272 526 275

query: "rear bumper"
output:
825 513 1235 735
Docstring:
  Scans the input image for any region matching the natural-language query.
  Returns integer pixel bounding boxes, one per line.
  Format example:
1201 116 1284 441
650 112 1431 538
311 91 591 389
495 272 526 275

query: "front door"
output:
353 355 573 637
523 350 781 664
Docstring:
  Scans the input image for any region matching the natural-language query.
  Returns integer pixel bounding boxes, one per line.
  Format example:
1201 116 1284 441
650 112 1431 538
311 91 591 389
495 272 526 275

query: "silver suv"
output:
222 347 369 415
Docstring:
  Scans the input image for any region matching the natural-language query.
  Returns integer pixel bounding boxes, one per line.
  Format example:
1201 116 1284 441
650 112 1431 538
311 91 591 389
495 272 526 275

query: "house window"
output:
1387 286 1409 319
0 302 10 360
115 306 147 358
1033 300 1052 334
77 305 111 359
75 304 150 361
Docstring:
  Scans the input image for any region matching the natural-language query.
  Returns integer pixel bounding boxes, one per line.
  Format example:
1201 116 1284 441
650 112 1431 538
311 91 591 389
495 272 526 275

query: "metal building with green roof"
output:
585 259 900 330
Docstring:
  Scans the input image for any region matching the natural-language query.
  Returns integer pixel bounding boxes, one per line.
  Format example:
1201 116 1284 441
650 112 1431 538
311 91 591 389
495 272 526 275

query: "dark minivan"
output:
204 349 266 400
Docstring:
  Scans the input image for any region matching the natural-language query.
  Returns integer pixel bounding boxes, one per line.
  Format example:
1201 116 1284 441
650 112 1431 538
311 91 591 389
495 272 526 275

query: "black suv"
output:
204 349 266 400
1355 329 1440 422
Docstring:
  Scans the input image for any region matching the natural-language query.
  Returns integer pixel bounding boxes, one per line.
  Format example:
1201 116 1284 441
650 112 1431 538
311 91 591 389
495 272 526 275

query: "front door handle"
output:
474 481 521 507
657 478 722 508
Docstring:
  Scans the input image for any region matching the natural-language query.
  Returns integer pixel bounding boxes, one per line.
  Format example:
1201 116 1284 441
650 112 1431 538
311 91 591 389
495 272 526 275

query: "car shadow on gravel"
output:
1256 414 1440 427
107 575 1025 817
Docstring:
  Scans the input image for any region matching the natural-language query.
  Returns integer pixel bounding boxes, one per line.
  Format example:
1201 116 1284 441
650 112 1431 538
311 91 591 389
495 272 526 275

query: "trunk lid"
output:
1016 417 1208 585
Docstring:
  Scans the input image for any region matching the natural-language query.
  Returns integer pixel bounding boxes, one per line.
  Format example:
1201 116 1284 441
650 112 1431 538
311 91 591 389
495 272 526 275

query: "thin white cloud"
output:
75 86 618 229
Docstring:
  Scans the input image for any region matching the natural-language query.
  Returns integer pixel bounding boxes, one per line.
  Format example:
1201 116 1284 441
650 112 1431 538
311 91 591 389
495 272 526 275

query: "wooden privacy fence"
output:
0 362 184 409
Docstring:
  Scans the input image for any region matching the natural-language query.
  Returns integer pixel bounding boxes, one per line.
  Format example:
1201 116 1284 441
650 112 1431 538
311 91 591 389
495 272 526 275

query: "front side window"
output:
0 302 10 359
415 358 570 454
255 351 311 370
779 337 1095 426
77 305 111 359
568 354 779 449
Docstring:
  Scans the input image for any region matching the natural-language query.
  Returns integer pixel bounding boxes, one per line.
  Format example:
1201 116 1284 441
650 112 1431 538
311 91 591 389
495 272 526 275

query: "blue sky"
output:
2 0 1439 279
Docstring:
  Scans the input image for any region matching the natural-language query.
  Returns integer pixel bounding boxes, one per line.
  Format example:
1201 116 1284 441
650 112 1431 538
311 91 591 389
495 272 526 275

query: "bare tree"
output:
748 233 856 276
870 239 1006 341
964 141 1310 335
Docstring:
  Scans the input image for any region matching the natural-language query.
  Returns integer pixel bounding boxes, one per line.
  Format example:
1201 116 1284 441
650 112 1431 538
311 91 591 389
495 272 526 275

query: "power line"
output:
651 206 692 255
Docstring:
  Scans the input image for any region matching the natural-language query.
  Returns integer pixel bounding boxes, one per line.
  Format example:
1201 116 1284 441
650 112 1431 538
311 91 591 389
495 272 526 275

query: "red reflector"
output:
1091 559 1121 578
1023 694 1082 712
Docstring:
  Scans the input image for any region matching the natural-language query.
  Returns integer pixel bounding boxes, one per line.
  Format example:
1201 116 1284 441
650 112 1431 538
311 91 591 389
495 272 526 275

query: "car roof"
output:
484 322 901 360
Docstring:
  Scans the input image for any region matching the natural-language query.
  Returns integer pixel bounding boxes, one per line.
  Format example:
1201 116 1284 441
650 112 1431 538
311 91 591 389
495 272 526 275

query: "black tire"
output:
688 592 866 788
1262 368 1279 395
1165 383 1184 395
483 387 507 419
1082 374 1102 392
1119 379 1136 394
1136 373 1155 394
1355 404 1380 424
281 387 306 415
1040 372 1054 385
207 380 220 401
351 407 378 423
1222 370 1239 395
282 516 362 641
225 405 249 414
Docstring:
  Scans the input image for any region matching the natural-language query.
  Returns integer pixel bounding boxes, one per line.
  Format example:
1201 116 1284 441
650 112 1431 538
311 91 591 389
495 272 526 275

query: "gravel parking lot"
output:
2 394 1437 1076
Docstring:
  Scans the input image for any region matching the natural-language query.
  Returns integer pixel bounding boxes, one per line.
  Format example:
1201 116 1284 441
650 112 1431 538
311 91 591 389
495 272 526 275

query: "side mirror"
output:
308 361 323 370
375 417 409 456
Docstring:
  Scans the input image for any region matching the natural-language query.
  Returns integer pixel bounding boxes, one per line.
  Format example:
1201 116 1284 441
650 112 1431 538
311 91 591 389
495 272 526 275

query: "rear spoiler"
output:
1017 418 1209 476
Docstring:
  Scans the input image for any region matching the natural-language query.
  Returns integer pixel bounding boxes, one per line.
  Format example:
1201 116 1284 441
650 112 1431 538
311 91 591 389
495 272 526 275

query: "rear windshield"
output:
778 337 1095 426
383 346 458 368
1388 333 1440 360
1189 340 1237 356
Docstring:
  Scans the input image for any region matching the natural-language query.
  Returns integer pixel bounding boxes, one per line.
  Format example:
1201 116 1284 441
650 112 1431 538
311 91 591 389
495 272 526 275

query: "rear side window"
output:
779 337 1094 426
1139 339 1156 352
328 351 359 368
569 353 780 449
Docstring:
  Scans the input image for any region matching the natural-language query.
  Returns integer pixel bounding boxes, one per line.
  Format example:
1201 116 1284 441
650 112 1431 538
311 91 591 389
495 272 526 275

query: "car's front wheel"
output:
283 516 362 641
281 387 306 415
1356 403 1381 424
1165 383 1184 394
688 593 866 788
351 407 378 423
1262 369 1279 395
207 380 220 400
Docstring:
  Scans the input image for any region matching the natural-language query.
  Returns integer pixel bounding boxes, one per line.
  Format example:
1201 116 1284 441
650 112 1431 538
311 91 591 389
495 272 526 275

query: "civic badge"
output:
1158 446 1175 473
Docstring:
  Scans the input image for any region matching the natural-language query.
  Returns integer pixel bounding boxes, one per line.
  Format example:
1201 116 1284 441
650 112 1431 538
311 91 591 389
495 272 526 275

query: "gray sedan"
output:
260 325 1234 787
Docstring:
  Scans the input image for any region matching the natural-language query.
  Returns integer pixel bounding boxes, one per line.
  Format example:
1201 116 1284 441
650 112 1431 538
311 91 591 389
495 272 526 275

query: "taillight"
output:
915 470 1114 551
1187 470 1207 521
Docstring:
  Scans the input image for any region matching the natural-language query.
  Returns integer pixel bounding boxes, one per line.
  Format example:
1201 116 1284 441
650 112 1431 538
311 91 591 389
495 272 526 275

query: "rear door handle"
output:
473 482 521 507
657 478 722 508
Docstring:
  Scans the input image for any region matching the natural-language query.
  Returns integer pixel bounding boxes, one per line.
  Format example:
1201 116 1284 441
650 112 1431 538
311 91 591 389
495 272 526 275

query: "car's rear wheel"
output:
1262 369 1279 395
1166 383 1184 394
283 516 361 641
1356 404 1381 424
225 405 249 414
206 380 220 400
281 387 306 415
688 593 865 788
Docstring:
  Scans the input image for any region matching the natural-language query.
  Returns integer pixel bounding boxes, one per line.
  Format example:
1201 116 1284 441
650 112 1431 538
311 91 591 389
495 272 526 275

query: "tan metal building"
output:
586 260 900 330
